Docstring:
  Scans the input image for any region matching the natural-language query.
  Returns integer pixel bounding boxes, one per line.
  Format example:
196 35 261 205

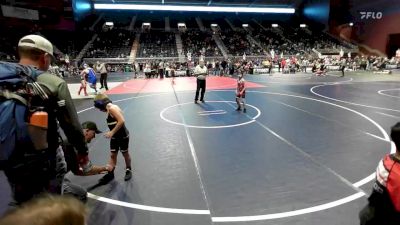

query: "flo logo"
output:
360 12 383 19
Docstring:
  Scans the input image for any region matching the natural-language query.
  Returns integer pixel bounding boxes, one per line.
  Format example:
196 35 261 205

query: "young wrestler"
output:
235 73 247 113
80 64 97 94
94 94 132 183
78 69 88 96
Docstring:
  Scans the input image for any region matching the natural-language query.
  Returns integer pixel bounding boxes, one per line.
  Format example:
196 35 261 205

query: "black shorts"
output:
110 136 129 153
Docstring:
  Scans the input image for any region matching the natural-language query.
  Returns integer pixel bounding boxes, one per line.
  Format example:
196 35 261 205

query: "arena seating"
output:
0 18 357 63
41 30 92 58
220 30 260 56
0 26 37 61
184 18 199 29
85 29 134 58
137 31 177 58
251 29 281 55
181 30 221 57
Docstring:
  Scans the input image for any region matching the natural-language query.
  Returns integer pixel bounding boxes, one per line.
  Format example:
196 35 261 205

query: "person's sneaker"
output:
236 107 241 111
194 100 198 104
243 108 247 113
99 171 114 184
201 100 205 103
124 169 132 181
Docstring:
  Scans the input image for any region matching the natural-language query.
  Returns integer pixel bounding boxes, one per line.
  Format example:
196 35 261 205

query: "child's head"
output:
94 93 112 112
0 195 87 225
391 122 400 152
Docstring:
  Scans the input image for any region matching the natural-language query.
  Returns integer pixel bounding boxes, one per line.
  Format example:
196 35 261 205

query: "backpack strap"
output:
0 62 49 102
0 90 28 105
18 65 49 101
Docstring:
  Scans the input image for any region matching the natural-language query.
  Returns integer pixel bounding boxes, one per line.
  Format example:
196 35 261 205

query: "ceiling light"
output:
94 4 295 14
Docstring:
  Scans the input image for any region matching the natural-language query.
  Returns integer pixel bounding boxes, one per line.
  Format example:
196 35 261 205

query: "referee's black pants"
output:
195 79 206 101
100 73 108 90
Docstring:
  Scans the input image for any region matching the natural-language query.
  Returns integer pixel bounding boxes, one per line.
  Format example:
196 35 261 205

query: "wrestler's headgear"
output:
94 94 112 111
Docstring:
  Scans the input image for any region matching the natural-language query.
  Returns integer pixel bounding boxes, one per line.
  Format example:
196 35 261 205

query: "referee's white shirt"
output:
194 65 208 80
96 63 107 74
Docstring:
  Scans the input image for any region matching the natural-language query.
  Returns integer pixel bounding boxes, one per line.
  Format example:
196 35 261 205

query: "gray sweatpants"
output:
56 147 87 202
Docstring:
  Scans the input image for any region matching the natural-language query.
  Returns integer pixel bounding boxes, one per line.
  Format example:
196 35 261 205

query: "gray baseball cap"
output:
18 34 55 60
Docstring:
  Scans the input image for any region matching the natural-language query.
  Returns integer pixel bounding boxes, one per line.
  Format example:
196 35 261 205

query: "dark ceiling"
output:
92 0 304 7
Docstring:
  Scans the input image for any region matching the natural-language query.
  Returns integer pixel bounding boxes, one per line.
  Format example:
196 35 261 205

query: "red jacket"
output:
376 154 400 212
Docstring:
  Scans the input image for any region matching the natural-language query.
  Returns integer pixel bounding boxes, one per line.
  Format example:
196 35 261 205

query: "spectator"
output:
1 35 91 205
138 31 177 58
0 195 87 225
62 121 110 202
359 122 400 225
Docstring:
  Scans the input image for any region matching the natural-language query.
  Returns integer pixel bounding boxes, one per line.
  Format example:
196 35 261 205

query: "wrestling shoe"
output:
124 169 132 181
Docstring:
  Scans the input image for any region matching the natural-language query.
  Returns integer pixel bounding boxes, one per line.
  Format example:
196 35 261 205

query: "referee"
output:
340 58 346 77
194 60 208 103
96 61 108 90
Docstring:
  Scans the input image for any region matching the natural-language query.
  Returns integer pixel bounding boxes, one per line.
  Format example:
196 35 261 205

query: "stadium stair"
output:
225 18 238 31
76 34 98 62
175 33 185 62
247 35 265 53
165 17 171 32
252 19 268 31
212 34 230 58
90 14 103 31
195 17 206 32
128 33 141 63
129 16 137 31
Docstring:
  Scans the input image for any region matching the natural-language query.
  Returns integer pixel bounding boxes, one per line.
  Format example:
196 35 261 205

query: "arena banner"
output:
1 5 39 20
254 68 271 73
339 0 400 55
327 65 340 70
175 70 187 76
386 64 398 69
